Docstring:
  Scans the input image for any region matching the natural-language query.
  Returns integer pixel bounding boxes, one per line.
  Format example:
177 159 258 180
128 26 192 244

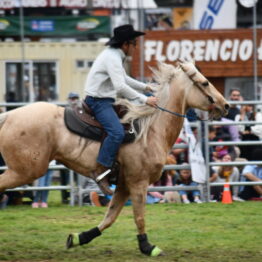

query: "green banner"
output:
0 16 110 36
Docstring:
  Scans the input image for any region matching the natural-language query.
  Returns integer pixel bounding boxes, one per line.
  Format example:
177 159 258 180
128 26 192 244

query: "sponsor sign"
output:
0 0 88 9
131 29 262 78
0 15 110 35
193 0 237 29
144 39 255 62
31 20 54 32
76 18 100 31
0 18 9 30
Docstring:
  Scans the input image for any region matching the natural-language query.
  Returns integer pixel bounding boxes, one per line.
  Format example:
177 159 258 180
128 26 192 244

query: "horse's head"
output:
177 61 229 119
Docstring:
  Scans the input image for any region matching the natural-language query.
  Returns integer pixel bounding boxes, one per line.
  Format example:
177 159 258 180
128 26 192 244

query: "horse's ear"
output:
176 59 183 66
157 61 165 70
176 59 188 70
149 63 163 84
178 61 186 72
175 61 181 68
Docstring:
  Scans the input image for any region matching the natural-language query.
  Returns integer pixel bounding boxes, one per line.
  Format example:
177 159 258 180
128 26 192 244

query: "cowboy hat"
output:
105 24 145 46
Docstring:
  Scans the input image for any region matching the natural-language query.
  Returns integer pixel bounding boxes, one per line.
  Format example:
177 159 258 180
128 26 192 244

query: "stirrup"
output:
95 169 111 183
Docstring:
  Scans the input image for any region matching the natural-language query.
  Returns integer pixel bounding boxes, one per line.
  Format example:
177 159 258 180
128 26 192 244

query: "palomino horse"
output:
0 61 229 256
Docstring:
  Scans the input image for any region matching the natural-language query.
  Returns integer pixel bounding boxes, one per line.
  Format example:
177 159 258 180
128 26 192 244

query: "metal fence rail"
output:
1 100 262 206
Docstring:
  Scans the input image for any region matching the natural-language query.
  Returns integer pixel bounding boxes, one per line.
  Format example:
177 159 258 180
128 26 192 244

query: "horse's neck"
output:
153 93 186 151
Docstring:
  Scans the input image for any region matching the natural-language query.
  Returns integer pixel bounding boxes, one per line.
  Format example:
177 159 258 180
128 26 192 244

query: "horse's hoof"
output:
150 246 164 256
66 233 79 249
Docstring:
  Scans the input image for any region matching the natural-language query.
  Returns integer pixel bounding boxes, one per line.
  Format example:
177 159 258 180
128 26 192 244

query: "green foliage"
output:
0 196 261 262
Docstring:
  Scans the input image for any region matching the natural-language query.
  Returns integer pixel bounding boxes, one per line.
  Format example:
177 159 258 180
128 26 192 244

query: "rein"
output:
156 105 210 122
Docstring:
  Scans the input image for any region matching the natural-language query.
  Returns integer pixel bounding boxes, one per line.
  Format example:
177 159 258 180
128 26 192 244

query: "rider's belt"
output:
86 96 115 102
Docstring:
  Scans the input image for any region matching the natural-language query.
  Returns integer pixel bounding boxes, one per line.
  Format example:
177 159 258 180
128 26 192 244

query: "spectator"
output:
0 193 8 209
239 148 262 200
81 177 110 207
175 165 202 204
217 88 242 145
250 107 262 140
235 104 256 135
32 161 54 208
208 126 217 158
171 127 198 164
211 154 242 201
226 88 242 120
219 117 241 142
147 155 181 204
67 92 81 109
239 130 260 161
212 126 239 161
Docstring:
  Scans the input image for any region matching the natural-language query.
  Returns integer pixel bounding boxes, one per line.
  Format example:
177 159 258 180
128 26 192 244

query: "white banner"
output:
184 120 206 183
193 0 237 29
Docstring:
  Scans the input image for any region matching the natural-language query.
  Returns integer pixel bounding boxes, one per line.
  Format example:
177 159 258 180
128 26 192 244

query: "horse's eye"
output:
202 81 209 87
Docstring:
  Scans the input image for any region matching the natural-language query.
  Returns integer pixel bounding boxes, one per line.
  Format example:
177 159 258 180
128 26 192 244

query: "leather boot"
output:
92 164 113 195
108 161 120 185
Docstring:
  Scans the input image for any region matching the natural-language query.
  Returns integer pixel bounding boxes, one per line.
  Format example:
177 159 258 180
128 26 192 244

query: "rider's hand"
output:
146 96 158 108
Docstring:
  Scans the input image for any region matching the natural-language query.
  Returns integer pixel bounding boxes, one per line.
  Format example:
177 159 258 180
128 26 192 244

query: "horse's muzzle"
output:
222 103 230 117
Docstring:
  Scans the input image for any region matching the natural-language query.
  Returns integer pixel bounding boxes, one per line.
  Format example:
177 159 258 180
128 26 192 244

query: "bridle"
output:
181 66 215 105
156 64 216 122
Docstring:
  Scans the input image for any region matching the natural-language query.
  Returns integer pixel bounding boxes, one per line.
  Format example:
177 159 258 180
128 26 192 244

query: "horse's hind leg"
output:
129 183 163 257
66 185 129 249
0 169 33 192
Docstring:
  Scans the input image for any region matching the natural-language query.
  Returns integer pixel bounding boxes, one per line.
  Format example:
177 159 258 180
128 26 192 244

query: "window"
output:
5 61 58 104
76 60 85 69
75 59 93 70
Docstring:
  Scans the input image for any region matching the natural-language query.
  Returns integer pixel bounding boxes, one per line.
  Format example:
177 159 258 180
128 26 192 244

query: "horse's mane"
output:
116 62 182 142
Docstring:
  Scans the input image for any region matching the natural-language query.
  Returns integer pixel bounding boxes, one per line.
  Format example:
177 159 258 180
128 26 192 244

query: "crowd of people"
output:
208 88 262 201
168 88 262 203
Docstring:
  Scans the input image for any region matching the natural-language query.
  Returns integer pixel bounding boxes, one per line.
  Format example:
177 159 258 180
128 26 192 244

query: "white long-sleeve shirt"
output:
84 47 147 104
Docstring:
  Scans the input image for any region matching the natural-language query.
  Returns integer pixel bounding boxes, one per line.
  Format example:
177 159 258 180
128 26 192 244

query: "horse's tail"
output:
0 112 8 129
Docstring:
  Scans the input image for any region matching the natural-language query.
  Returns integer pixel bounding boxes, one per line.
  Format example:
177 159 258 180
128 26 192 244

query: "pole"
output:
253 3 258 100
19 0 25 99
204 112 210 202
138 0 145 81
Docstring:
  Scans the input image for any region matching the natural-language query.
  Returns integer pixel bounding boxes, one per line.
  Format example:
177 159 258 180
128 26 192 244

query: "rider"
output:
84 24 158 195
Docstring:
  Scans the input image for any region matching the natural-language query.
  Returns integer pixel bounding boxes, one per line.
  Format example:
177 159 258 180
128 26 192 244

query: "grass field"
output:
0 192 261 262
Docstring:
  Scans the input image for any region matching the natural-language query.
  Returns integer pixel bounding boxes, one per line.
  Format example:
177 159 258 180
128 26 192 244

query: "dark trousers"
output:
239 179 260 200
85 96 125 168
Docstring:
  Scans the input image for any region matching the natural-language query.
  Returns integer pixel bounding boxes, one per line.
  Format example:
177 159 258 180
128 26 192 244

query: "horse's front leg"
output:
129 182 163 257
66 185 129 249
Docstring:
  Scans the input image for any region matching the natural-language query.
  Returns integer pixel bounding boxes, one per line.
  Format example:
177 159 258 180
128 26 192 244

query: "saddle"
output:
64 101 138 143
